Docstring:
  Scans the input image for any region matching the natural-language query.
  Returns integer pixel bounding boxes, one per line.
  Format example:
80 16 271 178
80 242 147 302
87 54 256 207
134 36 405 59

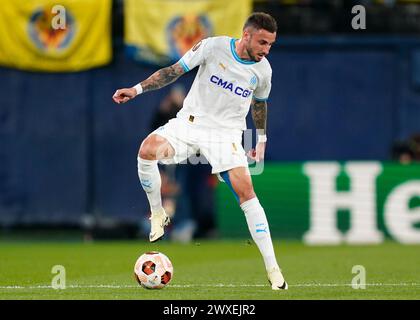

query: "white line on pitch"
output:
0 283 419 289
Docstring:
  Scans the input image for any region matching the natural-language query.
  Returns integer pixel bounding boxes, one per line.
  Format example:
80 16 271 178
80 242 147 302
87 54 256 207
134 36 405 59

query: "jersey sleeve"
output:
253 68 272 101
178 37 213 72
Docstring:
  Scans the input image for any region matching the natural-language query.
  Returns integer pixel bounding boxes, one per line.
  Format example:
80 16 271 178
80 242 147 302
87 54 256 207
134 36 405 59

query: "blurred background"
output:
0 0 419 244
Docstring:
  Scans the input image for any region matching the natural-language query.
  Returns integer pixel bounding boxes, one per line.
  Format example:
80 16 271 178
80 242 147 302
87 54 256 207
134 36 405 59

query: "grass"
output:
0 240 419 300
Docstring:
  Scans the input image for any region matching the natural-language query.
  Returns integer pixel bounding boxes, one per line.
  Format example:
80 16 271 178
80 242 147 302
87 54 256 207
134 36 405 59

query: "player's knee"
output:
237 186 256 203
139 139 157 160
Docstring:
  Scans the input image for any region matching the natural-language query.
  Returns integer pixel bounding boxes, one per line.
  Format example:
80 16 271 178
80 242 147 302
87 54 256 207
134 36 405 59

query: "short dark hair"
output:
243 12 277 33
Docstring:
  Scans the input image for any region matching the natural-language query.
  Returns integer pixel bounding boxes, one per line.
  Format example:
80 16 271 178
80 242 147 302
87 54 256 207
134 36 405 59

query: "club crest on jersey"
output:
210 75 252 98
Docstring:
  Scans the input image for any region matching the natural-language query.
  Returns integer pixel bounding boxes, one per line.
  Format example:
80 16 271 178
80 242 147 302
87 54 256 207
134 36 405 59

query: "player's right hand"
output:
247 141 266 163
112 88 137 104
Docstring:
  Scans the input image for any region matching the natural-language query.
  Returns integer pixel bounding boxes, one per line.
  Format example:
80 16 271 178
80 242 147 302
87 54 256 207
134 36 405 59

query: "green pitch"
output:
0 240 419 300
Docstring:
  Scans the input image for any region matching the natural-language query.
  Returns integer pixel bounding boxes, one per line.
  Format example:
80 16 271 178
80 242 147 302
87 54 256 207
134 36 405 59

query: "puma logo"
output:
256 227 268 234
256 223 267 234
141 180 152 188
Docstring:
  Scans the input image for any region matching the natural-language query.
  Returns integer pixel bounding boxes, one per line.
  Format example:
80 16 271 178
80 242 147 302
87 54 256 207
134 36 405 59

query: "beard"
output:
245 45 264 62
245 46 258 62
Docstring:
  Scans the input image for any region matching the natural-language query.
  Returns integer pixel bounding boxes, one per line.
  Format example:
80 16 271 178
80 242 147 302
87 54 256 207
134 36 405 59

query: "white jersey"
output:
177 36 272 131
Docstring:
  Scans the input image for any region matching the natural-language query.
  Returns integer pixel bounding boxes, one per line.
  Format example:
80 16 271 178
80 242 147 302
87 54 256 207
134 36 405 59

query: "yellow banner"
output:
124 0 252 66
0 0 112 72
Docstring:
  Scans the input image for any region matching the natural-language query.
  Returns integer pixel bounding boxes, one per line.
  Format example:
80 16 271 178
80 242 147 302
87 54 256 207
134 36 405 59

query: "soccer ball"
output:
134 251 173 289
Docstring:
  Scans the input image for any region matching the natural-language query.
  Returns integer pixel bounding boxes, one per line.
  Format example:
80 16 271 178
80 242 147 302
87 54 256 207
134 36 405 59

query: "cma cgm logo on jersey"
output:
28 6 75 53
167 14 213 59
210 75 252 98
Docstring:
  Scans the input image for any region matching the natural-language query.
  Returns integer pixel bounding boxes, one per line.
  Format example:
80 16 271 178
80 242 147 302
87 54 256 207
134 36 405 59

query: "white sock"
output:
137 156 163 213
240 197 280 271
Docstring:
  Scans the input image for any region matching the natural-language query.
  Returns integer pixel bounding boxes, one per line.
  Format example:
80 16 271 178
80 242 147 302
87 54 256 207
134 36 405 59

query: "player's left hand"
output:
247 142 266 163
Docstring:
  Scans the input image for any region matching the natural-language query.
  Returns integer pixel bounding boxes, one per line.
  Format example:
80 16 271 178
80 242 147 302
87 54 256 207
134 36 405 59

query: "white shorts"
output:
150 117 249 174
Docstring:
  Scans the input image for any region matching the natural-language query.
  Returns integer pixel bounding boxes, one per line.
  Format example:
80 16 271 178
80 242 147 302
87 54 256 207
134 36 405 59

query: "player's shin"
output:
138 156 170 242
137 156 163 212
240 197 279 271
240 197 287 289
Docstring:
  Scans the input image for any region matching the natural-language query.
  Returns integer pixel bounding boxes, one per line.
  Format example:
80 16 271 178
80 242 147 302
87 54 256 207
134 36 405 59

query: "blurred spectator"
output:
391 133 420 164
408 133 420 160
171 160 218 242
391 140 415 164
150 84 185 130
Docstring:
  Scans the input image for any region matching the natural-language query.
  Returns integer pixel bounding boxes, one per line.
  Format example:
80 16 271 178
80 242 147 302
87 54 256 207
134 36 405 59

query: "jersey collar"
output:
230 38 256 65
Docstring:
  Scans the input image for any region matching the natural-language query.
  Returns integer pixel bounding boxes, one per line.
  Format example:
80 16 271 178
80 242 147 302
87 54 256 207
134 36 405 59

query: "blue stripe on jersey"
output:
253 95 268 102
220 171 239 203
230 38 256 65
179 58 190 72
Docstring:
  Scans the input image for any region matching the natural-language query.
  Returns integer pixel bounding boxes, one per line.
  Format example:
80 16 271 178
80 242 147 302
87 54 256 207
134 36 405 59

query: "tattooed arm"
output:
251 98 267 135
140 62 185 93
112 62 186 104
248 98 268 162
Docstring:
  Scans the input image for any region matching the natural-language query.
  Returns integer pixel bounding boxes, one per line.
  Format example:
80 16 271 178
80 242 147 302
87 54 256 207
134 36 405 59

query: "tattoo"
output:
251 99 267 135
140 62 186 92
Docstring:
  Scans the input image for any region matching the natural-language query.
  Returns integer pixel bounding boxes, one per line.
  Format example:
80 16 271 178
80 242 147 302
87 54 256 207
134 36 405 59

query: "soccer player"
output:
113 12 288 290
